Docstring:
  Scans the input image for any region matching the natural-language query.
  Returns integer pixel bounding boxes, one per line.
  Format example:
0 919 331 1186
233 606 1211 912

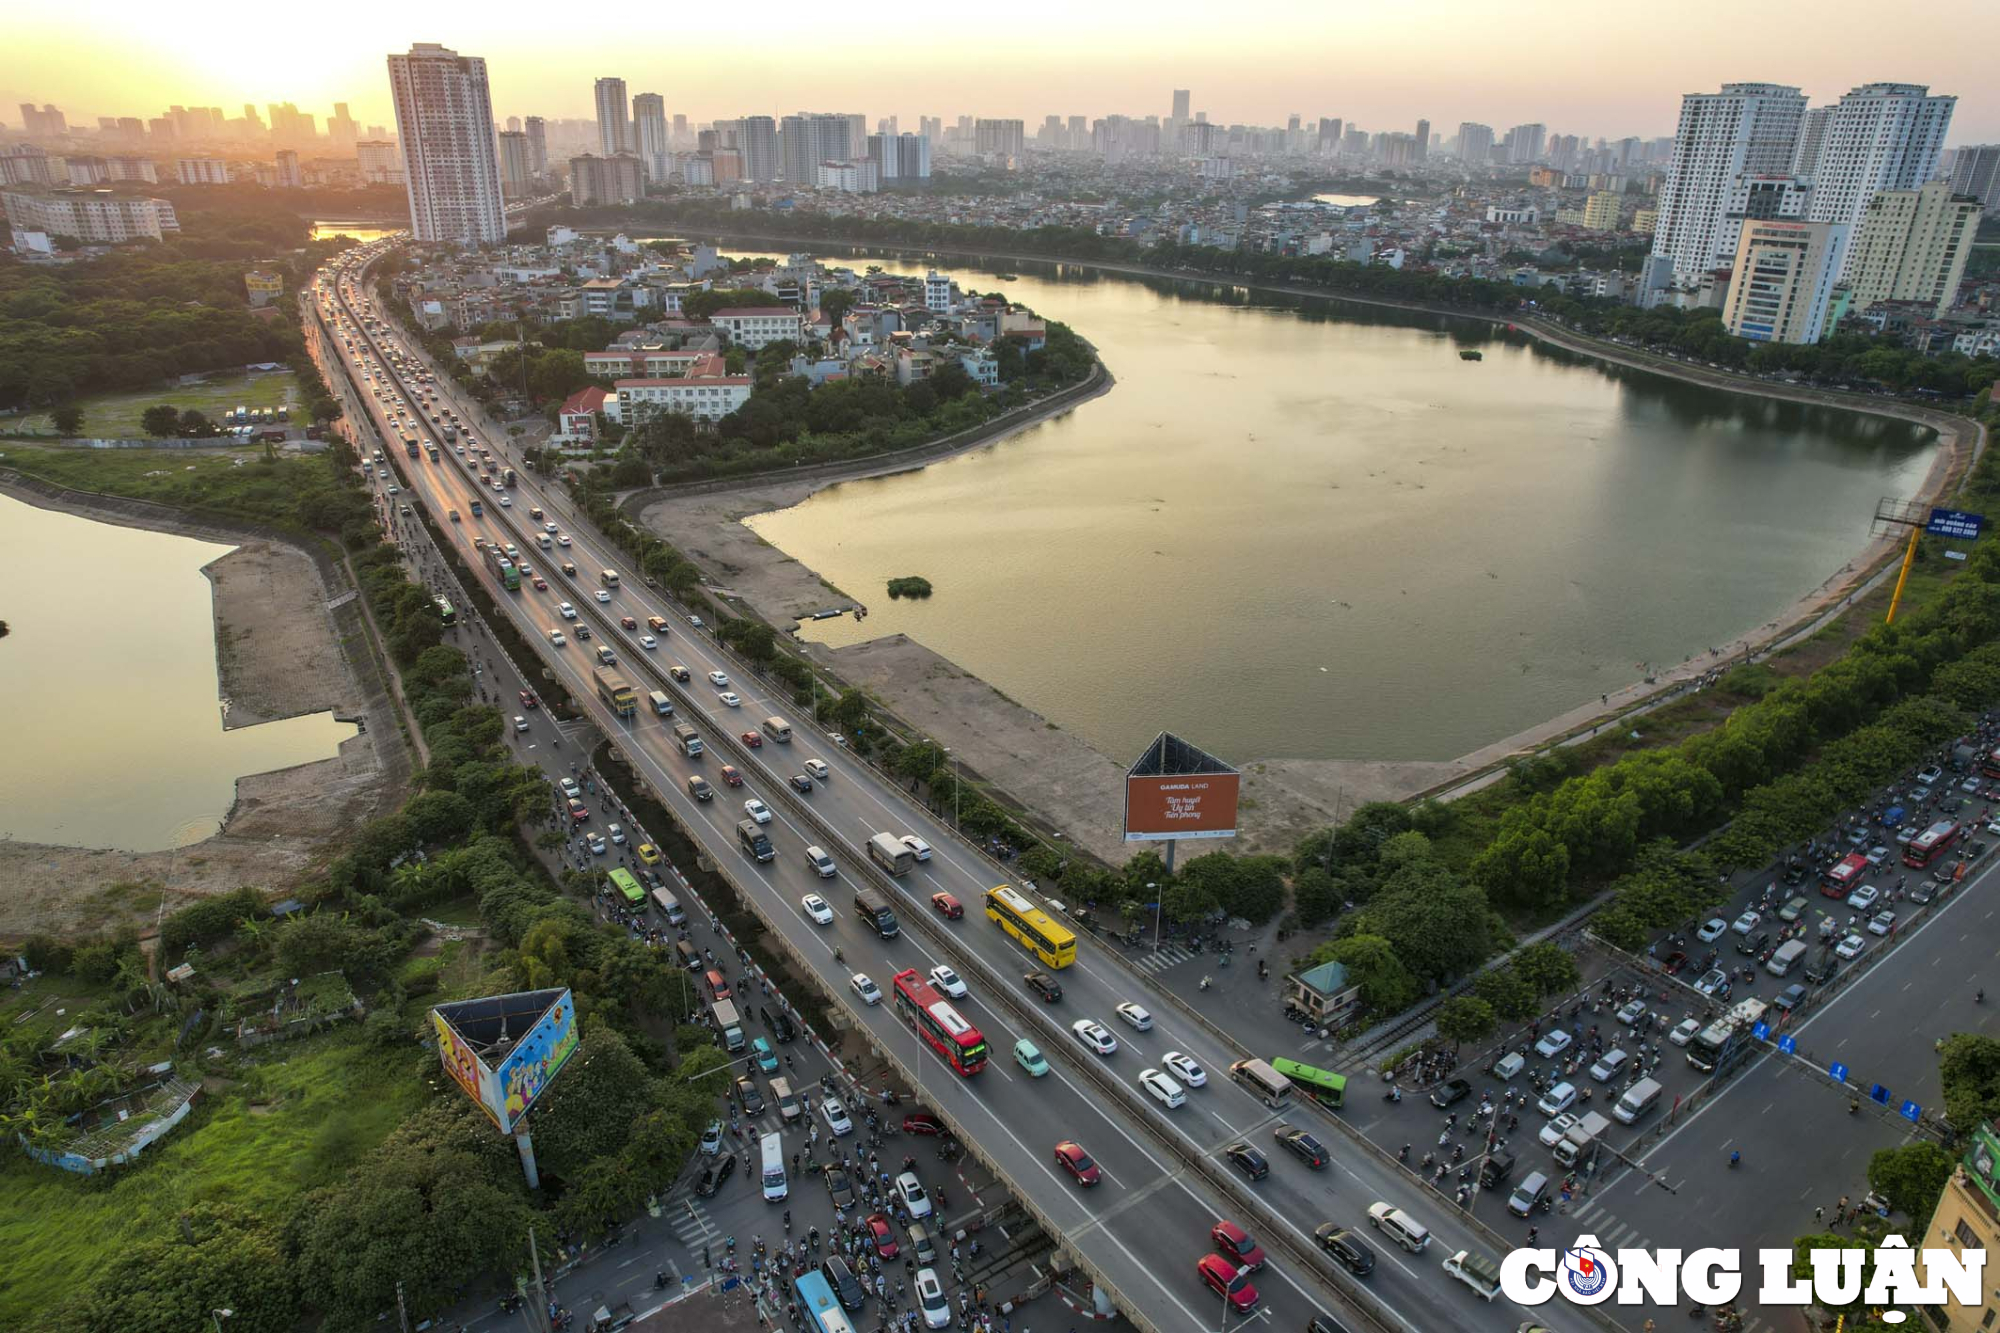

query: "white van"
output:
1768 939 1808 977
1614 1077 1664 1125
761 1132 788 1201
1491 1052 1525 1081
649 690 674 716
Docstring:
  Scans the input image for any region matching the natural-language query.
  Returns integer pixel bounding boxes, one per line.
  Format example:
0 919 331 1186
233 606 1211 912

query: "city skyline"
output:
7 0 1999 143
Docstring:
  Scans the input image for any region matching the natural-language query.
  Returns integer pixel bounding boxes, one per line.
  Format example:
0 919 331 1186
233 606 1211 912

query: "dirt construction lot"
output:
0 485 401 942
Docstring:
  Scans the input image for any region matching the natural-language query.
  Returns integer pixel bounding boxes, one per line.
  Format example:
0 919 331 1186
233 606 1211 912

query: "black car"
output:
694 1151 737 1198
575 624 592 640
1773 982 1808 1012
735 1077 764 1117
1805 956 1841 985
1307 1317 1353 1333
1735 930 1770 958
1024 971 1063 1003
1224 1142 1269 1181
1909 882 1936 905
1428 1078 1472 1109
1274 1123 1328 1169
1312 1223 1376 1277
1479 1150 1517 1189
824 1165 856 1211
822 1257 867 1312
789 774 815 794
760 1005 797 1043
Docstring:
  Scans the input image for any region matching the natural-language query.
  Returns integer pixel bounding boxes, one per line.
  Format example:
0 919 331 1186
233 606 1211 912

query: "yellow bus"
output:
984 884 1076 970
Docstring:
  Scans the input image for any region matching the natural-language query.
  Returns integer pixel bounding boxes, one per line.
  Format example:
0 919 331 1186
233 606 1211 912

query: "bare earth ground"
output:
0 486 397 941
637 353 1981 860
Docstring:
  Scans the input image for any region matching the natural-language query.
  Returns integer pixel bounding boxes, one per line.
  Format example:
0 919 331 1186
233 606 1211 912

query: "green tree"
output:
1511 942 1582 998
62 1204 298 1333
140 403 182 437
1434 995 1497 1048
1865 1142 1954 1227
1472 967 1537 1022
524 1025 661 1180
178 408 213 437
1939 1035 2000 1137
49 403 84 436
817 289 857 326
1309 934 1419 1013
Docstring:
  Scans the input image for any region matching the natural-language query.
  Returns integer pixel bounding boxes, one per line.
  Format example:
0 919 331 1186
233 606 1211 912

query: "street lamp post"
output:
212 1310 233 1333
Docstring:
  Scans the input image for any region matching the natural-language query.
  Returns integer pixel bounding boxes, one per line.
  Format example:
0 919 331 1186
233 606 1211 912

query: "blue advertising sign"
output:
1752 1022 1770 1040
1871 1082 1892 1105
1927 508 1986 540
1778 1035 1797 1054
1830 1061 1849 1084
1901 1100 1922 1123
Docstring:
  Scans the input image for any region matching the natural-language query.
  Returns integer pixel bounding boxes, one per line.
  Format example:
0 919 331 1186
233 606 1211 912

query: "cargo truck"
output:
594 666 637 717
853 888 899 938
712 999 745 1052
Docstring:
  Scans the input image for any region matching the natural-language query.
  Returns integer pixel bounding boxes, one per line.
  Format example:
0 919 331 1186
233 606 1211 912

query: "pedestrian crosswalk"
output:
1553 1201 1772 1333
666 1193 720 1250
1132 944 1196 973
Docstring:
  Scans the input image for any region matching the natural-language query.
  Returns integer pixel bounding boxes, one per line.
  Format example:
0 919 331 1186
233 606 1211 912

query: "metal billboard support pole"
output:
1885 524 1923 625
515 1125 540 1189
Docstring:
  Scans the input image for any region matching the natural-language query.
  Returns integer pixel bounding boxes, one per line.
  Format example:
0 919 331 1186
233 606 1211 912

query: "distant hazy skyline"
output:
9 0 1997 143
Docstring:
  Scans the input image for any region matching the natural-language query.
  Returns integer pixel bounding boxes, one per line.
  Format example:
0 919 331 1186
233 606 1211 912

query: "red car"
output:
931 892 963 919
1197 1255 1258 1313
532 577 548 590
1661 950 1689 975
620 615 637 630
566 798 589 823
1053 1140 1100 1187
518 689 540 710
901 1112 944 1136
740 730 763 748
864 1213 899 1258
1210 1221 1266 1272
719 765 744 788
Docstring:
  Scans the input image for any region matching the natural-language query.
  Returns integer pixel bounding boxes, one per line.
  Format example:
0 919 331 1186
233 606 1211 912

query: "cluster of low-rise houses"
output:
393 227 1049 452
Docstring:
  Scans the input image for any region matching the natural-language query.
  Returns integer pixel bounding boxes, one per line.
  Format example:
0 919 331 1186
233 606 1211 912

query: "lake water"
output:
311 220 400 244
742 255 1937 765
0 493 357 851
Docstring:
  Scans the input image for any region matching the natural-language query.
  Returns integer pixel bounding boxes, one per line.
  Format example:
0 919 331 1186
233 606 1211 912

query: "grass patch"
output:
886 575 933 599
3 371 299 439
0 1029 427 1328
0 444 326 528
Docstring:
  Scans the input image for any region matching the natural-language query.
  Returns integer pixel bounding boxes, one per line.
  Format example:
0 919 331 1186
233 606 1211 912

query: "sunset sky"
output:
9 0 1997 143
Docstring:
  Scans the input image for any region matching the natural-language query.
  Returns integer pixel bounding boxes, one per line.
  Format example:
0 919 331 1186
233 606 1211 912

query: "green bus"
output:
608 867 645 907
435 597 457 626
1270 1057 1346 1108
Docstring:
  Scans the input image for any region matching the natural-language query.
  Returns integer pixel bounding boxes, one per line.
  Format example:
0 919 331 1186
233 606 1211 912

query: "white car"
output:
1731 910 1761 936
1696 918 1728 944
640 635 657 650
513 714 529 732
719 692 742 708
560 778 580 801
557 534 571 547
895 1171 933 1218
850 973 882 1005
595 589 612 603
744 798 772 824
1669 1018 1702 1047
805 846 837 879
1116 1002 1153 1031
1538 1112 1579 1147
607 823 626 844
1533 1029 1572 1058
1537 1081 1577 1117
802 894 834 925
1868 909 1896 936
1162 1050 1206 1086
1835 933 1868 960
544 521 558 533
804 759 830 781
498 496 512 508
916 1268 950 1331
558 601 577 619
1847 885 1880 911
1139 1068 1186 1108
822 1097 853 1136
926 964 968 998
548 629 567 647
708 670 730 686
900 834 933 862
586 832 607 855
1071 1019 1118 1056
1615 999 1647 1027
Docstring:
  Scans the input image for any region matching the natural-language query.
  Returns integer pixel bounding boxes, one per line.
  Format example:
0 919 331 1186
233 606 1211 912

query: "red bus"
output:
1983 748 2000 781
1823 853 1869 898
891 969 988 1076
1904 821 1960 870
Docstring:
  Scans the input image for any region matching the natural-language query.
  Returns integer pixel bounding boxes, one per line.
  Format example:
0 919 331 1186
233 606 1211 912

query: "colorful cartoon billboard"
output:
431 988 578 1134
